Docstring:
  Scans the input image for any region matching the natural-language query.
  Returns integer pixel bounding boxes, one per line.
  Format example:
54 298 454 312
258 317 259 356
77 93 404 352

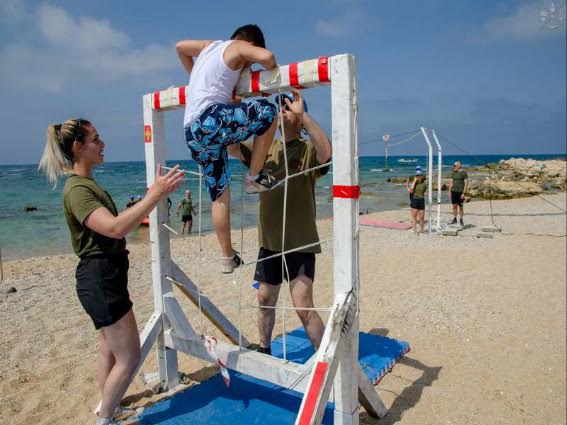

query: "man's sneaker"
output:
449 218 457 225
257 345 272 355
245 171 279 194
459 219 464 226
221 251 242 274
94 401 138 420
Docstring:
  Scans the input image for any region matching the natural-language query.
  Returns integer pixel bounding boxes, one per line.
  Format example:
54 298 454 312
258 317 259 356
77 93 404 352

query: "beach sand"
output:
1 193 565 425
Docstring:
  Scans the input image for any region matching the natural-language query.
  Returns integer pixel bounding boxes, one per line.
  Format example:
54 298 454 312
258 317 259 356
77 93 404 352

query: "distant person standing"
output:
408 170 426 233
448 160 468 225
176 190 196 236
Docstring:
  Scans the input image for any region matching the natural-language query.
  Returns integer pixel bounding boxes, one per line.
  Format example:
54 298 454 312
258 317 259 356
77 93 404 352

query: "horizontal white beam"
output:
165 331 312 391
146 55 334 111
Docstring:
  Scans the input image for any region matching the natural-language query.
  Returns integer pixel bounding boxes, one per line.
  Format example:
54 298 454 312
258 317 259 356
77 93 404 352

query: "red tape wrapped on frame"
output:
333 185 360 199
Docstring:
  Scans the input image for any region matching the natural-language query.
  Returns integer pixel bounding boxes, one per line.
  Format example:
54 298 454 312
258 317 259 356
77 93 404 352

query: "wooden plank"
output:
357 366 387 419
330 53 360 425
167 262 249 347
143 95 178 391
165 331 311 391
163 293 197 339
295 291 353 425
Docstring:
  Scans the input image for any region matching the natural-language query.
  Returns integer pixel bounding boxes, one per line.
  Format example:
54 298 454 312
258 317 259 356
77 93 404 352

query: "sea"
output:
0 154 562 261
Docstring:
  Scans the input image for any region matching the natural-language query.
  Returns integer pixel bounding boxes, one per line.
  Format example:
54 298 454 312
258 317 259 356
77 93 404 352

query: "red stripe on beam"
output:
153 92 161 110
251 71 260 92
318 56 330 82
289 62 300 87
333 185 360 199
179 86 186 105
298 361 329 425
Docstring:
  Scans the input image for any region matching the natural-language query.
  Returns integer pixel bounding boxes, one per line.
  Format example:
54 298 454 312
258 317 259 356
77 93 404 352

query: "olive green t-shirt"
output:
180 198 193 215
240 138 329 253
62 175 126 258
450 170 468 193
413 181 427 199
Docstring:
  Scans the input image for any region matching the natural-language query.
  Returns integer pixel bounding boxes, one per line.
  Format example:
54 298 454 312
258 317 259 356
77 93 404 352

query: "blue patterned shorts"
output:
185 99 276 201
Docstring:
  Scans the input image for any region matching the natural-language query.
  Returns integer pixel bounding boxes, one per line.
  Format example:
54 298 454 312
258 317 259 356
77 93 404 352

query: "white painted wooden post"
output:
431 130 443 230
421 127 434 234
143 94 179 391
331 54 359 425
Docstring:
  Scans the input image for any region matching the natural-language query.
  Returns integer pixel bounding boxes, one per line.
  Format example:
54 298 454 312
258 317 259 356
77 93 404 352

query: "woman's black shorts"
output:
255 248 315 286
75 251 132 330
410 197 426 210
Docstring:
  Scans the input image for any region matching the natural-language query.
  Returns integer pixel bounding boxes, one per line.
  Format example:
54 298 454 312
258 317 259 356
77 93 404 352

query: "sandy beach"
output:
1 192 565 425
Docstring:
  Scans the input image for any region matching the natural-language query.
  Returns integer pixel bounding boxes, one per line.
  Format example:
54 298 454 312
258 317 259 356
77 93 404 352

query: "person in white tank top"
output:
176 24 280 274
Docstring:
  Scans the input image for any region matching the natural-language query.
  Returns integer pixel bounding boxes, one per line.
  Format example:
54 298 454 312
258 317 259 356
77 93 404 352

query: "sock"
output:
96 417 111 425
246 174 258 181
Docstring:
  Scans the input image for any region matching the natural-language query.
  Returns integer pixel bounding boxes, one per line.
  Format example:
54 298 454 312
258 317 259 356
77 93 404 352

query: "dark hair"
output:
230 24 266 48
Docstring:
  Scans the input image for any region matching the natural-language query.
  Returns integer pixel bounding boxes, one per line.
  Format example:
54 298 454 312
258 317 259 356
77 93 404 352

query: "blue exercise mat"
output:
271 328 410 385
126 329 409 424
125 371 334 424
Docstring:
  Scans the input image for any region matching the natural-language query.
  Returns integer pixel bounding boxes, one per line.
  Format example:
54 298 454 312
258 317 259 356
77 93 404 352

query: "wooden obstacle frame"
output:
138 54 388 425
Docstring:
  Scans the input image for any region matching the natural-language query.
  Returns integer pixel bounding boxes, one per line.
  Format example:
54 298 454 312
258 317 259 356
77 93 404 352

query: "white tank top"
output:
183 40 241 127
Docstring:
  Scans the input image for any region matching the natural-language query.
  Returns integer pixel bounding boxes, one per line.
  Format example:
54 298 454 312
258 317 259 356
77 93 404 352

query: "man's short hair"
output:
230 24 266 48
454 161 461 166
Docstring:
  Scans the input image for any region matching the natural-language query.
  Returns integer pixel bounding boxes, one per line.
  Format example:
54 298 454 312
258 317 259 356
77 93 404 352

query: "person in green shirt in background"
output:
39 118 184 425
176 189 197 236
408 170 427 233
448 160 469 226
229 90 331 355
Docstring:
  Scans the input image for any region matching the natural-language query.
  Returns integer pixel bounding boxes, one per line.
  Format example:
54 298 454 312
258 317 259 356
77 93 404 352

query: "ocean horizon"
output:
1 153 564 261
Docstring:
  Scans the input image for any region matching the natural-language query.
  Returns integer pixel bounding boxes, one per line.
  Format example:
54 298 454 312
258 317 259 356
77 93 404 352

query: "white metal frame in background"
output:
137 54 388 425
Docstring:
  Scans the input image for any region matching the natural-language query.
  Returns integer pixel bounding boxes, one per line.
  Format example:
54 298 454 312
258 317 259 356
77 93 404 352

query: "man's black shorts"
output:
181 214 193 223
410 197 425 210
255 248 315 286
451 191 464 206
75 251 132 330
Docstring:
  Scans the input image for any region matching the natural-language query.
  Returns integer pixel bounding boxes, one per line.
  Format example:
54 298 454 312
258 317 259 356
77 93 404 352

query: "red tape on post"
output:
333 185 360 199
298 361 329 425
318 56 329 82
251 70 260 92
153 91 161 110
289 62 300 87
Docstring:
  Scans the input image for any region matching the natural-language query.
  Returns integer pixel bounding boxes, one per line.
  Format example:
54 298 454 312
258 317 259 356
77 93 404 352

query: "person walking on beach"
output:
448 160 468 225
408 170 427 233
176 189 196 236
177 24 280 273
229 90 330 354
39 118 184 425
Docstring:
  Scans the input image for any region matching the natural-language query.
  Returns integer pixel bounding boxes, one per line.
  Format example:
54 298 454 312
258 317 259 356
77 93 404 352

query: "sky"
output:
0 0 565 165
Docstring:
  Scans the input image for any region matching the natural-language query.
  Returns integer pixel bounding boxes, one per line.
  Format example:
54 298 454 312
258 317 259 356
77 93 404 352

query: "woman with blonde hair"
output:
39 118 184 425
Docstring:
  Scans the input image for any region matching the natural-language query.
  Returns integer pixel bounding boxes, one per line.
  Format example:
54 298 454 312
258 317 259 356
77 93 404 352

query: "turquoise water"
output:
0 154 562 260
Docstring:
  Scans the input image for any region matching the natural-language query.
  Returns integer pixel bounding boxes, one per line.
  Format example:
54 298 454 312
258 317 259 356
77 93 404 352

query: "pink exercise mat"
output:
358 217 413 230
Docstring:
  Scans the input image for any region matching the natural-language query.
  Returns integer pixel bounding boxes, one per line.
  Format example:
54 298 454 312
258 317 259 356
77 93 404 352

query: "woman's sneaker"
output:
94 401 138 420
245 171 279 194
221 251 242 274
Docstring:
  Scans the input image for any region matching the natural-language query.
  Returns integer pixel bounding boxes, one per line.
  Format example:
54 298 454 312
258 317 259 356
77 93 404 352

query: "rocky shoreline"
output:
387 157 566 200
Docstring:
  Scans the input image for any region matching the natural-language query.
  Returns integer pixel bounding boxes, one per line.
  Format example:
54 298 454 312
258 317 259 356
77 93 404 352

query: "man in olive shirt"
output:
229 91 331 355
176 189 196 236
448 160 468 225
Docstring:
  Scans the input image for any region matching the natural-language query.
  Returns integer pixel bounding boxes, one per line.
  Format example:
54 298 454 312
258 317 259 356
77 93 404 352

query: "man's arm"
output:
176 202 182 215
303 112 331 164
224 40 276 71
176 39 214 74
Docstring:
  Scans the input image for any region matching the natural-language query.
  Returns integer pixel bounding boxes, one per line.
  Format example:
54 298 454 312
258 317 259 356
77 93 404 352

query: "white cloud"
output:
0 2 178 93
316 9 380 38
477 1 565 41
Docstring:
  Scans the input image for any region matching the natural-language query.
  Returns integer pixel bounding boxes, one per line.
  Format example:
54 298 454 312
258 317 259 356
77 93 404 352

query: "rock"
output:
3 286 17 294
469 180 543 200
